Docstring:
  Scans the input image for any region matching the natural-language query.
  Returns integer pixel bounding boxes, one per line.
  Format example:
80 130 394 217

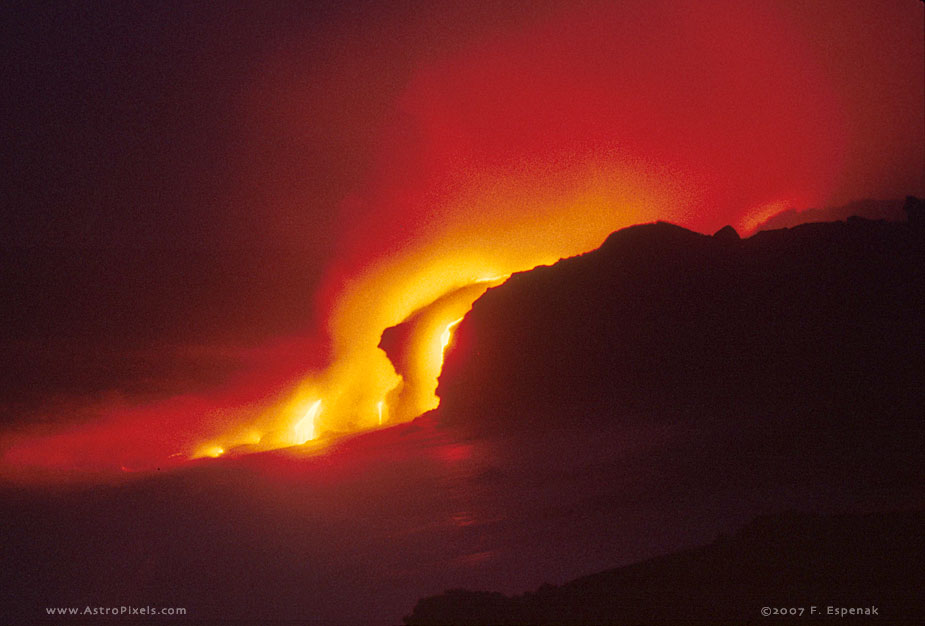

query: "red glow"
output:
2 0 922 483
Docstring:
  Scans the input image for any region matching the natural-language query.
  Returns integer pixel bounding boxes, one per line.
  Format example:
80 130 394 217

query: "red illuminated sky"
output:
1 0 923 479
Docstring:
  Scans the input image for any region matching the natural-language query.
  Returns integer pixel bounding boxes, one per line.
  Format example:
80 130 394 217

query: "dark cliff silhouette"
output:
405 510 925 625
438 213 922 438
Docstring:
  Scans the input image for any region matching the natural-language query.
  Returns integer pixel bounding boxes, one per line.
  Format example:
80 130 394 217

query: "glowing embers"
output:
194 445 225 459
293 399 322 445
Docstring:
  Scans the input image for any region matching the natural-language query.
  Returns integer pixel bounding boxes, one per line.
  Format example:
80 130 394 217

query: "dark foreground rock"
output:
406 510 925 625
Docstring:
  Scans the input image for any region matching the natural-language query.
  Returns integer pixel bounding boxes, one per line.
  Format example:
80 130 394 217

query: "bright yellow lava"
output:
440 317 465 355
293 399 322 445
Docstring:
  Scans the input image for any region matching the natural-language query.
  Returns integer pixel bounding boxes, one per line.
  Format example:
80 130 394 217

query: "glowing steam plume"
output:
188 166 682 459
0 158 709 477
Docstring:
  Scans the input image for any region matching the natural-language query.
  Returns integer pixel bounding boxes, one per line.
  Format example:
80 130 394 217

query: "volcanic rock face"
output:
438 217 923 435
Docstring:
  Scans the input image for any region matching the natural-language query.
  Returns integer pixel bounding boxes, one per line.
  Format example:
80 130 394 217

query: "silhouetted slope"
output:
755 197 907 231
405 510 925 625
439 216 923 431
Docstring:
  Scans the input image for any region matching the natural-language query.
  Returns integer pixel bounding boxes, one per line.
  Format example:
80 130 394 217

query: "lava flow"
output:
187 177 670 462
192 270 512 459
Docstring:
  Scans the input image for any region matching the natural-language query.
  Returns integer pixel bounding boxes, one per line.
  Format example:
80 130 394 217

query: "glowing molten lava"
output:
441 318 464 355
294 399 322 445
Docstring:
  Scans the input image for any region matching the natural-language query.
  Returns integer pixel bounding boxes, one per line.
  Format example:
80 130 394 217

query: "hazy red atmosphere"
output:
2 0 922 480
1 1 923 624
